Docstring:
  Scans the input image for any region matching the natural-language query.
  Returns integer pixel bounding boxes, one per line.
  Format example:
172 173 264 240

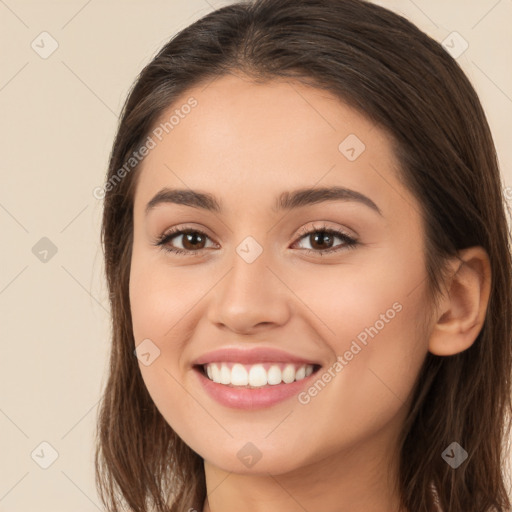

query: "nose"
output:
206 242 292 335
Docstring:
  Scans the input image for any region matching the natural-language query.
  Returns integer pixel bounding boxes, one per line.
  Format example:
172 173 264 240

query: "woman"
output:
95 0 512 511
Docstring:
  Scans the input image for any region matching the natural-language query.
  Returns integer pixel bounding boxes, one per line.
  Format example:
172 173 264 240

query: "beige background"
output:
0 0 511 510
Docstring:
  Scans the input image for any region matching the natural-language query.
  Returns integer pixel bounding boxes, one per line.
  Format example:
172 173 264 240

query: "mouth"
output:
194 362 322 389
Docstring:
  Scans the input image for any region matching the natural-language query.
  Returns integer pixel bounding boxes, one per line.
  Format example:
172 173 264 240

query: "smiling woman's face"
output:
129 73 433 479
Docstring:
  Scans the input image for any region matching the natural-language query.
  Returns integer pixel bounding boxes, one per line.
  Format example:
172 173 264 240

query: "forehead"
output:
132 73 417 221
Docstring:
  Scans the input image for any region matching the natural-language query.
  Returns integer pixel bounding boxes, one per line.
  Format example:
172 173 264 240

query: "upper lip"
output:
192 347 321 366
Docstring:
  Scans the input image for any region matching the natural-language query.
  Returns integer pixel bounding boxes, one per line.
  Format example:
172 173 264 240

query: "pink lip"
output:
194 366 319 410
192 347 321 410
192 347 320 366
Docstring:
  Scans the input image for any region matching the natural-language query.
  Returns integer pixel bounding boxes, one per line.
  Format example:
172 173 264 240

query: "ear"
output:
428 246 492 356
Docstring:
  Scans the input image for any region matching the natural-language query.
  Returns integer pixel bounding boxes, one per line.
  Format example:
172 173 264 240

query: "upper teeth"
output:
204 362 314 387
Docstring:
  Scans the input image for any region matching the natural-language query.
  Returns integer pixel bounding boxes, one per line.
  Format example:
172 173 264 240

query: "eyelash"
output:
153 223 358 257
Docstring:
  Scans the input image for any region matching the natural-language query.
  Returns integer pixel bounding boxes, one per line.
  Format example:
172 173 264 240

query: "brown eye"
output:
155 225 358 257
307 231 335 251
156 228 216 255
180 231 207 250
294 226 358 255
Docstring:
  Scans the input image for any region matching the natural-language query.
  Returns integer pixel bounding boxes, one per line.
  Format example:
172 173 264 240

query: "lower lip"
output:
194 367 319 410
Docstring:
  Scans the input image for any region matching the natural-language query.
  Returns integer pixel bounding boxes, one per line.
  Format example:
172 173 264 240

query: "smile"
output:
202 362 317 388
194 362 322 410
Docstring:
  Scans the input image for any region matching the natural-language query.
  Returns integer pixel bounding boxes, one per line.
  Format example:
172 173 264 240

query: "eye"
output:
292 223 358 256
154 227 217 256
153 223 358 256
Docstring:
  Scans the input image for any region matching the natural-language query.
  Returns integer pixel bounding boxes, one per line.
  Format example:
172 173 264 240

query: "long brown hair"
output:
95 0 512 510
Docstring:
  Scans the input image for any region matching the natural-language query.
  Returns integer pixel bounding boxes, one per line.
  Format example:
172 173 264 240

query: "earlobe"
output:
428 246 492 356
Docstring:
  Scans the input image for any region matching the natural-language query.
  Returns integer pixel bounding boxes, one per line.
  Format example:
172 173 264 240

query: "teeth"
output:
231 363 248 386
295 365 306 380
282 364 296 383
220 364 231 385
211 363 221 383
203 362 315 387
267 365 282 385
248 364 267 387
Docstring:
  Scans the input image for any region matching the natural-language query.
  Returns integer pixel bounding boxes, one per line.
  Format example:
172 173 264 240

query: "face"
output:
129 73 432 477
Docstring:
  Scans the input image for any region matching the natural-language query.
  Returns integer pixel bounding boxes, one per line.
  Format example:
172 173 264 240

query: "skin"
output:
129 73 491 512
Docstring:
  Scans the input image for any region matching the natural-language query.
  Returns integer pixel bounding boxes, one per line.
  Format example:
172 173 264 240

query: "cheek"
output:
292 259 429 438
129 259 203 444
296 309 428 466
288 246 427 358
129 254 215 425
129 256 208 346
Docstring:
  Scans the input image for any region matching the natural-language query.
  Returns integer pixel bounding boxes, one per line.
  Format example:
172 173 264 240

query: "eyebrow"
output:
145 186 382 216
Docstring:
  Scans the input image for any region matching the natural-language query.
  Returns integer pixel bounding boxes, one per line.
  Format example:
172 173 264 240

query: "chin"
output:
199 439 313 476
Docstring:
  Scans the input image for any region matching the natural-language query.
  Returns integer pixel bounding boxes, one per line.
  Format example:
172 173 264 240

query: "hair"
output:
94 0 512 511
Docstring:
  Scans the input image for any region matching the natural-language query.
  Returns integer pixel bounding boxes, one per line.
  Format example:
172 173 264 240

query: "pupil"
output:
312 232 332 249
184 232 204 249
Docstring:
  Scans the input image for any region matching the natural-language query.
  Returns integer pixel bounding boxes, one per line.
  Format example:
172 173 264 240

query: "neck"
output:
201 423 406 512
